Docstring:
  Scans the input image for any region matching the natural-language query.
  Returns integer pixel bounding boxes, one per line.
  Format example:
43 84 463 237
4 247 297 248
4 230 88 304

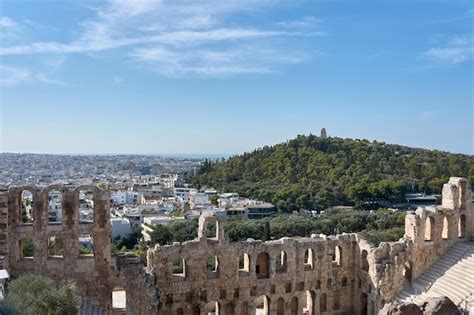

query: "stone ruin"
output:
0 177 471 314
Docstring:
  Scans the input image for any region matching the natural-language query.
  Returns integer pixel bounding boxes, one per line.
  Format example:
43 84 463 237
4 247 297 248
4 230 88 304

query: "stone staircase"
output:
396 241 474 307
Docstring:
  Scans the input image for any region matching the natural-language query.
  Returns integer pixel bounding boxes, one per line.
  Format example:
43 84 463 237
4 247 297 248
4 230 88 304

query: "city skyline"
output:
1 0 473 155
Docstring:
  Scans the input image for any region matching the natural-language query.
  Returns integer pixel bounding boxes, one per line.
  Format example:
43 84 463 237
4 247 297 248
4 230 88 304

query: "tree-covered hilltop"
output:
190 135 474 212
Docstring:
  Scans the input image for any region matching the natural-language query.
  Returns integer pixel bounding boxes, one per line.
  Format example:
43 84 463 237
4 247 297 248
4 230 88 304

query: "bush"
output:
1 274 80 315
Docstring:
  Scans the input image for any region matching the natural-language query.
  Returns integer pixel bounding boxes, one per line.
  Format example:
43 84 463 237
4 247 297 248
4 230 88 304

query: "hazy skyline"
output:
0 0 472 155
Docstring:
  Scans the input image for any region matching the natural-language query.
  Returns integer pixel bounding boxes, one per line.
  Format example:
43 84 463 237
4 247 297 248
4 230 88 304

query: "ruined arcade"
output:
0 177 472 314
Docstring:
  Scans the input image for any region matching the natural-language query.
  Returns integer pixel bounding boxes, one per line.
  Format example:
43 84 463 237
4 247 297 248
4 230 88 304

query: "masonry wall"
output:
0 177 471 315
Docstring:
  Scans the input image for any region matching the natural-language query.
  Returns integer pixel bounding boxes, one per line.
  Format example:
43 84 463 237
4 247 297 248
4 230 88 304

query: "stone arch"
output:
459 214 466 238
333 246 342 266
19 189 34 223
192 305 200 315
276 250 288 272
256 252 269 278
304 290 314 315
361 250 369 271
205 301 219 315
320 293 327 312
403 261 412 283
276 298 285 315
442 216 449 239
254 295 269 315
424 216 434 241
459 179 467 210
47 189 63 223
360 292 368 315
239 253 250 272
112 287 126 312
290 297 298 315
76 186 96 223
304 248 314 269
198 213 223 240
224 303 234 315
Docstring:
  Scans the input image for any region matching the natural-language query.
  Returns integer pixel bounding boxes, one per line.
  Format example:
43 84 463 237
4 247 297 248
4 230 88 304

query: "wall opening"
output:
255 252 270 279
47 235 64 258
459 215 466 238
320 293 327 312
224 303 234 315
79 190 94 222
360 293 368 315
207 256 218 272
333 291 340 310
459 180 467 210
403 262 412 285
176 308 184 315
327 278 332 289
192 306 200 315
47 190 62 223
276 298 284 315
304 249 314 269
341 277 348 287
20 238 33 258
424 217 434 241
361 250 369 271
172 258 185 277
78 234 94 256
333 246 342 266
240 301 248 315
276 251 287 273
112 287 126 311
304 290 314 315
442 217 449 239
254 295 269 315
206 220 218 239
205 301 219 315
20 190 34 223
290 297 298 315
238 253 250 273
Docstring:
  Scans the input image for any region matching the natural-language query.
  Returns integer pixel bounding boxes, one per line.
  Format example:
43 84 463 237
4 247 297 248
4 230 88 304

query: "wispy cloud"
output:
0 64 66 86
0 0 325 77
422 35 473 64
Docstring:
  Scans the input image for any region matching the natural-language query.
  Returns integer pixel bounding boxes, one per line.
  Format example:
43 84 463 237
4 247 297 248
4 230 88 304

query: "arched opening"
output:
225 303 234 315
19 238 33 258
403 262 412 286
304 290 314 315
459 215 466 238
176 308 184 315
360 293 368 315
320 293 327 312
205 301 219 315
239 253 250 273
47 235 64 258
333 246 342 266
442 217 449 239
460 180 467 210
20 190 34 223
290 297 298 315
424 217 434 241
304 248 314 269
79 190 94 222
327 278 332 289
192 306 200 315
276 250 287 273
276 298 284 315
333 291 340 310
341 277 348 287
240 301 248 315
361 250 369 271
47 190 62 223
256 252 269 279
78 234 94 256
254 295 269 315
112 287 126 312
207 256 219 278
316 280 321 289
206 220 218 239
172 258 185 277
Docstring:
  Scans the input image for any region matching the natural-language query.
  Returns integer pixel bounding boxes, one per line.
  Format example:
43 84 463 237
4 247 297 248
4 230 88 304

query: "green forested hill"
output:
190 135 474 212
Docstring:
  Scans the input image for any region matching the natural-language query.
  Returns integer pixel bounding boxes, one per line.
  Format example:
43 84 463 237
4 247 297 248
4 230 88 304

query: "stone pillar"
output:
0 191 8 270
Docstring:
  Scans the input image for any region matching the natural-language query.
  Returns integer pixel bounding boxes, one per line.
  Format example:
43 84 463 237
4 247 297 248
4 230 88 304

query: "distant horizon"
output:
1 133 472 156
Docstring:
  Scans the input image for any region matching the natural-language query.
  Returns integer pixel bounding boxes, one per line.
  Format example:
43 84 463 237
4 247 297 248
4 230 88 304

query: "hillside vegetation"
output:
190 135 473 211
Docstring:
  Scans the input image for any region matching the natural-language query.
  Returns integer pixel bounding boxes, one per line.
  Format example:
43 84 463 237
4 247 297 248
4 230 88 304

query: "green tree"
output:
1 274 80 315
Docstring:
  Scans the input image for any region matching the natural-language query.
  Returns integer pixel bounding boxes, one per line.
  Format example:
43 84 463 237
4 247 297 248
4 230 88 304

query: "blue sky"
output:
0 0 472 155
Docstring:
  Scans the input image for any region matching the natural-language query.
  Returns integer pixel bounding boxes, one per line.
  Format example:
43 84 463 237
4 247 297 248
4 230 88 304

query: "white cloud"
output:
0 0 325 77
0 16 19 28
422 35 473 64
0 64 66 86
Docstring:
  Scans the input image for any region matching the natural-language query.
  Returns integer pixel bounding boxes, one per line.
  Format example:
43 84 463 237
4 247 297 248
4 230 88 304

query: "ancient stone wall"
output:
0 177 471 315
